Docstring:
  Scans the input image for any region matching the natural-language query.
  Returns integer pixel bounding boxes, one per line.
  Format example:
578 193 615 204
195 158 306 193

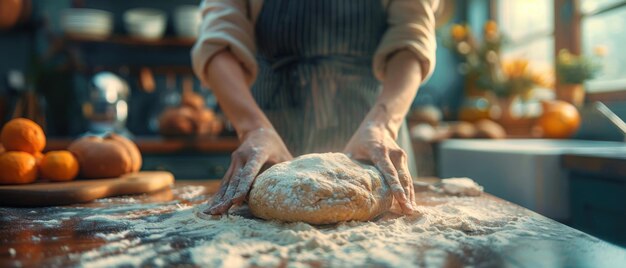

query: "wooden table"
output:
1 181 625 267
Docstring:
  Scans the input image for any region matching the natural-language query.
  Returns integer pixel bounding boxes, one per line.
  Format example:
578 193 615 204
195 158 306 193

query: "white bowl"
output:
173 5 201 38
123 8 167 40
62 8 113 38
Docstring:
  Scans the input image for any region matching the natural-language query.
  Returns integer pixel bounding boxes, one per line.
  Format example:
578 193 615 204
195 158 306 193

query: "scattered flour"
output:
172 185 206 200
75 189 558 267
437 178 484 196
5 180 570 267
31 219 61 227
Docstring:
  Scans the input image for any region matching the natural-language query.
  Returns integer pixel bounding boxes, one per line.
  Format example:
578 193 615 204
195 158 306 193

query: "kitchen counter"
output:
1 181 625 267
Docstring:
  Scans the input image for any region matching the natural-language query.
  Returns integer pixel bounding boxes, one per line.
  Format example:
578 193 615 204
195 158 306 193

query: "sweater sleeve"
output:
373 0 439 82
191 0 258 88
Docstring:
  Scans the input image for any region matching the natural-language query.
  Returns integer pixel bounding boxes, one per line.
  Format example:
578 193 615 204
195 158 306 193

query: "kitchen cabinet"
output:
142 153 230 180
562 150 626 246
438 139 626 221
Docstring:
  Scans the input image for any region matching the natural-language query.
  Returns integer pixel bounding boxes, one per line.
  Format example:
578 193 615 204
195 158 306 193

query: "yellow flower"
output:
484 20 498 35
451 24 467 41
593 45 608 57
503 59 529 79
558 49 573 65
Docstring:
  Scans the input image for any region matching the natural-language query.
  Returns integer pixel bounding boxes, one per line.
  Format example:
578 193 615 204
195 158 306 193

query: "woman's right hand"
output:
206 128 293 215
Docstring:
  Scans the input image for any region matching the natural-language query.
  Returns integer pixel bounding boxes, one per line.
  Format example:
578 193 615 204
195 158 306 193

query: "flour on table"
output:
249 153 392 224
437 177 484 196
5 179 574 268
69 190 566 268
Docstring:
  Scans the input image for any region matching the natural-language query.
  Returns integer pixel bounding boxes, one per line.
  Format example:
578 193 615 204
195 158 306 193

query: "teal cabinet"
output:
142 153 231 180
569 172 626 246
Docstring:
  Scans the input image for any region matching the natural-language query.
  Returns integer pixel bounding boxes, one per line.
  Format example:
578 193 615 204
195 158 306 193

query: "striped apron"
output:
252 0 417 177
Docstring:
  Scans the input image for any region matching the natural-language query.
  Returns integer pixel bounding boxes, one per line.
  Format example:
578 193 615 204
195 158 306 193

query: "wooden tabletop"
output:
1 181 625 267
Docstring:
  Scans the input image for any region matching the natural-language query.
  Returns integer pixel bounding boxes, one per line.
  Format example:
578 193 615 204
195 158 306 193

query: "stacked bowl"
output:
61 8 113 39
173 5 201 38
123 8 167 40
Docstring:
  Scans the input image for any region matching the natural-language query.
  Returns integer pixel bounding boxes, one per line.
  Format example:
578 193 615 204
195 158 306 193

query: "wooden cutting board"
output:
0 171 174 207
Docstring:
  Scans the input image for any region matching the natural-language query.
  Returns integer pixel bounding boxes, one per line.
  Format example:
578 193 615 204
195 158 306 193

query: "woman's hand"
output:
344 121 417 215
344 50 424 215
202 51 292 214
206 128 293 215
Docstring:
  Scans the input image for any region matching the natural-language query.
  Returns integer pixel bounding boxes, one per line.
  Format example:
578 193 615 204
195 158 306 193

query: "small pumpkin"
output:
68 133 142 179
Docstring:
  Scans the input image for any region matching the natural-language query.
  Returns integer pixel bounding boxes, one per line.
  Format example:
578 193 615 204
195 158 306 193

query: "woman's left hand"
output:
344 121 417 215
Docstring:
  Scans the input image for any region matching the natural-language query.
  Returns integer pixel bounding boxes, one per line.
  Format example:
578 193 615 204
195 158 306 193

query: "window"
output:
497 0 626 97
580 0 626 92
497 0 554 72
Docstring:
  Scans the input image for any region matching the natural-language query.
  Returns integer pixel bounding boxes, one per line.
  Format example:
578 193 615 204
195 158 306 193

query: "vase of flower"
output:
555 49 602 107
556 83 585 107
496 96 518 123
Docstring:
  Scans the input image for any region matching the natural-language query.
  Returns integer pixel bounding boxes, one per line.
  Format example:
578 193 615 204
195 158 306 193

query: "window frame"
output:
493 0 626 103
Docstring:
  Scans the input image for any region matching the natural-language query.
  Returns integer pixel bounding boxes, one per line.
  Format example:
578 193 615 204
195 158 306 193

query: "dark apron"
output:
252 0 417 176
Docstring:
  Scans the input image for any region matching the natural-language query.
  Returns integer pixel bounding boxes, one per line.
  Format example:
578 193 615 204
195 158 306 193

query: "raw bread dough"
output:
249 153 393 224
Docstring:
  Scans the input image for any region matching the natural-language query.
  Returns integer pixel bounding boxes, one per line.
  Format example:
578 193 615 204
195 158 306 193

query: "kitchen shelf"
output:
64 34 196 47
46 136 239 154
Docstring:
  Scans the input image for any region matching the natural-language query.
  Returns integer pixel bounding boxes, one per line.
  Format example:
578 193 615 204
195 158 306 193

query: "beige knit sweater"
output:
191 0 439 88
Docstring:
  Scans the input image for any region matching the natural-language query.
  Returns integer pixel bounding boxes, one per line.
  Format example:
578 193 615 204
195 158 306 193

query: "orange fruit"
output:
0 151 38 185
40 151 79 182
34 151 44 165
0 118 46 154
537 100 581 139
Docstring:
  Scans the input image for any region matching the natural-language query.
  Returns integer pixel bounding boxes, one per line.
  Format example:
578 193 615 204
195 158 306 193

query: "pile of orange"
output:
0 118 79 185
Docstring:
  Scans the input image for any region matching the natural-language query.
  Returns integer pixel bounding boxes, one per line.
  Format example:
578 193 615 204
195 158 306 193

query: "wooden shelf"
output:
46 136 239 154
64 34 196 47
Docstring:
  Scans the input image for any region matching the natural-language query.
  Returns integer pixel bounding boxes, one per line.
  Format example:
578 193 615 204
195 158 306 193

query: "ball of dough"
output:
249 153 393 224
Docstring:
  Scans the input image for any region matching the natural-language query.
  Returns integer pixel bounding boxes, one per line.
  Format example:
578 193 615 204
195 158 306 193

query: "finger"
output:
396 152 416 208
209 179 239 215
374 152 413 214
211 158 240 205
210 160 236 203
390 149 415 207
207 159 243 214
232 154 268 205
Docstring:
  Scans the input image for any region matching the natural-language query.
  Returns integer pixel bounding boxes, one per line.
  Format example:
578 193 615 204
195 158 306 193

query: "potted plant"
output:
555 49 603 106
446 21 506 122
493 59 552 121
446 21 551 122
